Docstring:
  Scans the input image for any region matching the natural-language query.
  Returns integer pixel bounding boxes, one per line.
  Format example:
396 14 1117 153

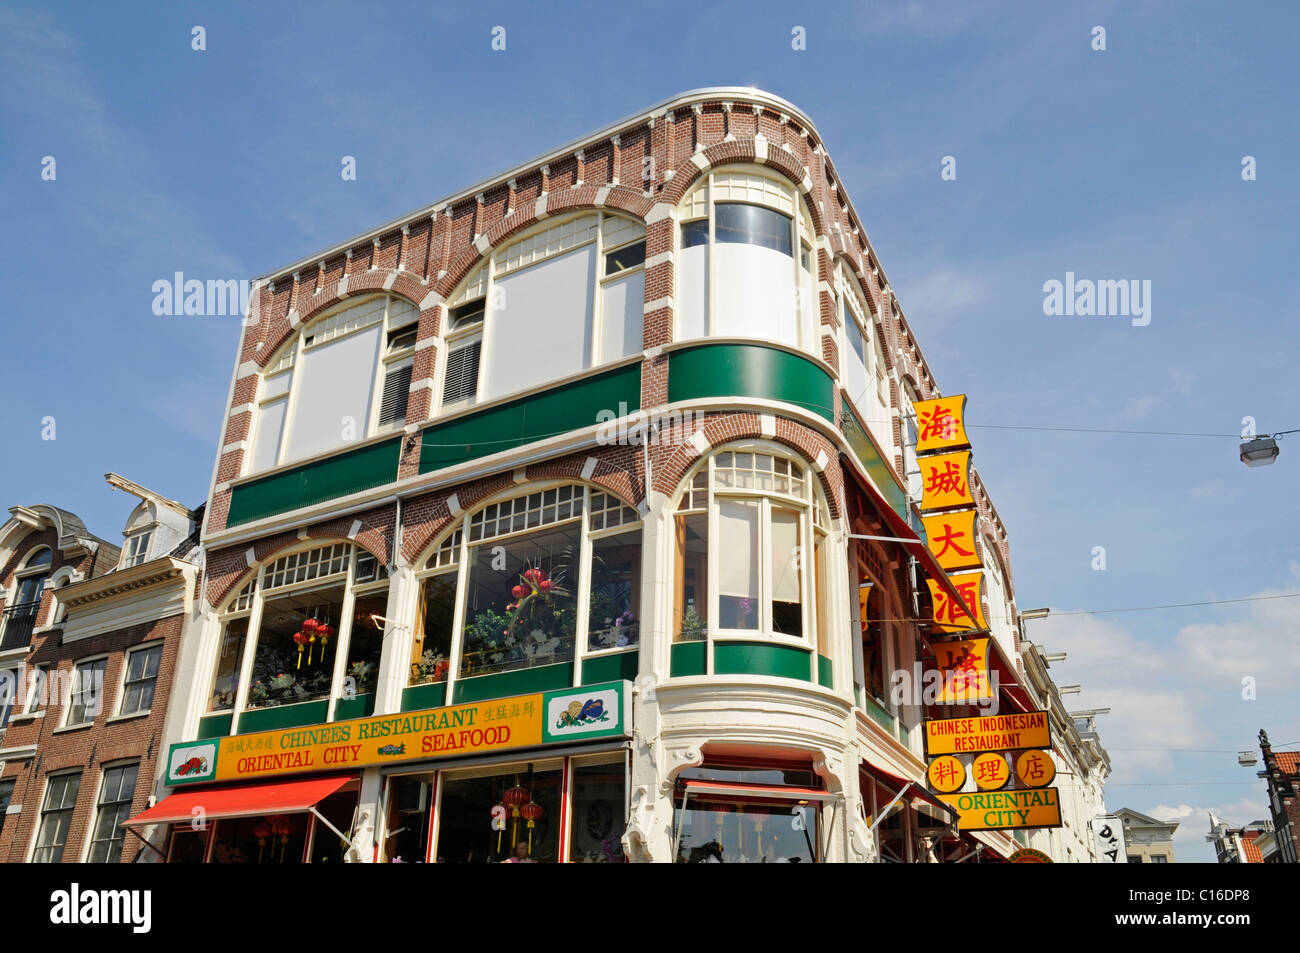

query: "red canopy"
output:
124 774 355 827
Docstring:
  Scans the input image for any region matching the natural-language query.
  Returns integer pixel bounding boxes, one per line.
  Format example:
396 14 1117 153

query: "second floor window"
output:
119 644 163 716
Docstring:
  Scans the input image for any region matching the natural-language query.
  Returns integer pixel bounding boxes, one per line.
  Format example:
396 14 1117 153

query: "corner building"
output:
147 89 1044 862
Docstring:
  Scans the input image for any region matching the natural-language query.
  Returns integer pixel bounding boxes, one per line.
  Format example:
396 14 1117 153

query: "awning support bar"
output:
309 806 353 851
867 782 912 831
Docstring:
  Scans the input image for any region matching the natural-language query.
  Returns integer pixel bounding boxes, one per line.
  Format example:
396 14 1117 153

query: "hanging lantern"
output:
318 623 335 662
511 584 526 600
539 578 553 592
293 631 309 669
254 819 273 862
302 618 320 665
503 781 530 847
271 815 295 863
520 800 544 855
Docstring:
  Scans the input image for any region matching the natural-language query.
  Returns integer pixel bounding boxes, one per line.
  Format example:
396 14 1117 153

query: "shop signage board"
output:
925 710 1051 756
932 636 993 701
1015 749 1056 788
164 680 630 786
917 450 973 512
926 573 987 633
913 395 970 454
1092 814 1128 863
921 510 982 572
936 788 1063 831
1009 847 1053 863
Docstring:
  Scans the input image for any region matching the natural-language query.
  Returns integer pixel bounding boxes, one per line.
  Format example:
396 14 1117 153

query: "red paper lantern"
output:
319 623 335 645
539 578 553 592
272 815 295 837
254 820 273 840
302 618 320 634
520 800 544 825
511 584 526 600
503 783 530 813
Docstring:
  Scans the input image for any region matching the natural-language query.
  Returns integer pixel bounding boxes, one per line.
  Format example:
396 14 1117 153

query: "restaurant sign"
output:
936 788 1063 831
925 711 1051 756
165 681 630 786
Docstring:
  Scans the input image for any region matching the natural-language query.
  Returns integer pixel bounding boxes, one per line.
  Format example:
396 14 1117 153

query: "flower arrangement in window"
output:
679 603 707 642
347 660 377 697
412 650 450 684
462 561 576 674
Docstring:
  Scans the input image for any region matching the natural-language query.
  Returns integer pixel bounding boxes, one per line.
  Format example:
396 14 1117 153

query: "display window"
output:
435 761 563 863
568 756 628 862
381 774 435 863
673 762 826 863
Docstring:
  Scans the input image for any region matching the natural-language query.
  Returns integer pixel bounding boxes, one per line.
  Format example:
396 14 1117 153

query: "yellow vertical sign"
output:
927 572 987 633
913 395 970 454
921 510 982 572
918 451 973 512
932 636 993 701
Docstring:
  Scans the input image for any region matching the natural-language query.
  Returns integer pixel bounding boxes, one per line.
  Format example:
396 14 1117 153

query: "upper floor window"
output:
412 484 642 690
207 543 386 716
672 447 828 648
31 772 81 863
118 643 163 716
0 668 17 731
676 167 817 353
66 656 108 726
249 295 419 474
120 530 152 568
439 214 646 412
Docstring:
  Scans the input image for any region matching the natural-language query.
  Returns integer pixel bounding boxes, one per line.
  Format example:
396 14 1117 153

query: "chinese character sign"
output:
932 636 993 701
927 755 966 793
1015 750 1056 788
913 395 970 454
927 572 988 634
918 450 973 512
972 752 1011 791
921 510 982 572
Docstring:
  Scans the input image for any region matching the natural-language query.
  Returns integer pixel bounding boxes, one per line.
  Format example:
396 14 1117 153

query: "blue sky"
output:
2 1 1297 860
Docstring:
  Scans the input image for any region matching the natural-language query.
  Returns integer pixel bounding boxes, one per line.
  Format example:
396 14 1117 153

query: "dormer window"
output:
121 531 152 568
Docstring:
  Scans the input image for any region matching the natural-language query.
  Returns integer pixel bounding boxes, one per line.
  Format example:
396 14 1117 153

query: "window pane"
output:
210 815 306 864
0 669 16 729
460 524 580 678
674 514 709 642
587 529 641 651
209 619 248 711
69 659 107 725
0 779 14 840
33 774 81 863
675 798 817 863
604 240 645 275
383 775 433 863
714 203 793 256
717 501 759 630
88 764 138 863
680 220 709 248
411 574 456 685
569 761 627 862
771 508 802 636
377 363 413 427
345 592 386 697
247 587 345 709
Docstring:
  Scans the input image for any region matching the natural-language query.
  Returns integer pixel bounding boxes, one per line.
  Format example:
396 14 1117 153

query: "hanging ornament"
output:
293 631 309 669
520 800 544 855
511 584 526 600
271 815 295 862
254 820 273 862
302 618 320 666
319 622 335 663
503 781 529 848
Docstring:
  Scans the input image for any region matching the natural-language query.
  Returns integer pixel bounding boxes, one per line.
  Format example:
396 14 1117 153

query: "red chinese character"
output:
1022 754 1046 782
976 758 1006 784
924 461 968 499
919 405 960 442
932 523 974 560
932 760 960 787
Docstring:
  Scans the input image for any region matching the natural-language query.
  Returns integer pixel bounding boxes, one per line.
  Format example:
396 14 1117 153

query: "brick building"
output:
1259 730 1299 863
0 478 201 863
134 88 1094 863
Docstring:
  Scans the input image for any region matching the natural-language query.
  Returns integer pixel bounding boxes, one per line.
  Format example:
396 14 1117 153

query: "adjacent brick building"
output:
0 478 201 862
1260 730 1300 863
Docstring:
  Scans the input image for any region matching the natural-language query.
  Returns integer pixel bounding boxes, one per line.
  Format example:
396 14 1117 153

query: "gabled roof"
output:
1275 751 1300 775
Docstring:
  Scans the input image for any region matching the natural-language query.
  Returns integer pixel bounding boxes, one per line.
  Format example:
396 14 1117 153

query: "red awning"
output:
861 762 954 817
124 774 355 828
679 779 839 804
839 455 973 624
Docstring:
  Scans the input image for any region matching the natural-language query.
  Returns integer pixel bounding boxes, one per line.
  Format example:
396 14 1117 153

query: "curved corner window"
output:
676 168 815 353
672 449 826 647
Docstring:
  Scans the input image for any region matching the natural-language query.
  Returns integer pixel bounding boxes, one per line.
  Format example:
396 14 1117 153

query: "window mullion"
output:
445 522 472 695
705 173 715 336
573 492 595 679
760 497 773 635
231 575 267 730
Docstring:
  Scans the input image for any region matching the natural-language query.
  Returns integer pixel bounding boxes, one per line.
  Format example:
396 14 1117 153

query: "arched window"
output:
671 446 828 647
206 542 387 719
440 214 646 411
413 484 642 691
249 294 419 474
676 166 817 352
1 547 51 651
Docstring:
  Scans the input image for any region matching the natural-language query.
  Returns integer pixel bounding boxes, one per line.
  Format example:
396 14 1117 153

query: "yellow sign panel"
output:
918 450 973 512
210 697 544 782
933 637 993 701
925 711 1052 756
972 752 1010 790
937 788 1063 831
913 395 970 454
927 572 987 633
1016 749 1056 788
922 510 982 572
927 755 966 793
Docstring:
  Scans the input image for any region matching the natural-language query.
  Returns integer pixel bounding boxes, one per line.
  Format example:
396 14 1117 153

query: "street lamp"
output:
1240 436 1280 468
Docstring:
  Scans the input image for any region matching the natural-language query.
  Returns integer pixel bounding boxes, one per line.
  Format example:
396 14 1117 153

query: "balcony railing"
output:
0 601 40 652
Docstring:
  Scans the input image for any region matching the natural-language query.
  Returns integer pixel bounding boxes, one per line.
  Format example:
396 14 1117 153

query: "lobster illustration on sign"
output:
176 756 208 777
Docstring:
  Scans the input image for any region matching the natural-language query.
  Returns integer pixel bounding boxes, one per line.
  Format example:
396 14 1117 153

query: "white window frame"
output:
81 759 140 864
63 653 110 728
27 769 82 864
120 529 153 569
23 663 48 714
247 294 420 475
675 165 818 353
115 641 164 718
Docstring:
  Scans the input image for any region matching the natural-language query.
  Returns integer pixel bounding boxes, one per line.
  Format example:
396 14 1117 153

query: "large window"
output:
31 772 81 863
249 295 419 474
0 668 16 731
672 448 827 646
677 167 817 352
2 547 50 651
87 763 138 863
207 544 386 719
415 484 642 691
440 214 645 412
840 264 893 450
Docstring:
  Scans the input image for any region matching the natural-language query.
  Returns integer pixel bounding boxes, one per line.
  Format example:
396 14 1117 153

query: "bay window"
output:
840 265 893 450
206 543 386 720
440 213 646 411
676 167 817 352
248 295 419 475
673 448 827 648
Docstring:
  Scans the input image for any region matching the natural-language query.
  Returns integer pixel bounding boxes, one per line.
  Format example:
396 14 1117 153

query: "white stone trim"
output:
347 519 363 540
581 457 599 480
759 414 776 438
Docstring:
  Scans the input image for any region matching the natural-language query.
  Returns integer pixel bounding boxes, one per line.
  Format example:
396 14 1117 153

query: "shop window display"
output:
436 764 562 863
568 759 627 862
248 586 344 708
586 530 640 651
210 815 307 864
383 775 434 862
675 799 818 863
345 592 387 698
